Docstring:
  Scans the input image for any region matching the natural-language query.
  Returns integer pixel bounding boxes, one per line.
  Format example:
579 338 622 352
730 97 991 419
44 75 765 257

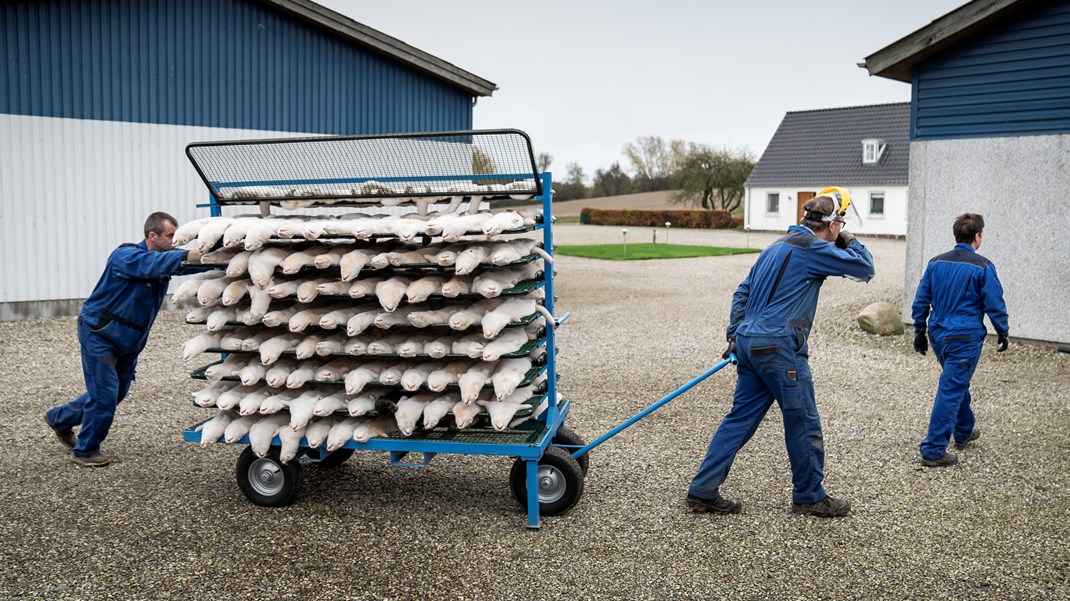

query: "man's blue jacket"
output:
911 242 1009 337
80 241 192 354
728 225 875 343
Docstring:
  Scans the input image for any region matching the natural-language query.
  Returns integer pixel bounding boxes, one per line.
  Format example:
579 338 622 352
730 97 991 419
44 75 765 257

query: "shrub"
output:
580 208 736 229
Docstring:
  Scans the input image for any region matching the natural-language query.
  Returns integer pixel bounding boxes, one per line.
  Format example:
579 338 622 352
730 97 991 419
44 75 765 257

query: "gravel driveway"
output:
1 225 1066 600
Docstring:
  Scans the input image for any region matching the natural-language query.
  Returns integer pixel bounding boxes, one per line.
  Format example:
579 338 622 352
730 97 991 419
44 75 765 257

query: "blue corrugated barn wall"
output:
0 0 474 132
0 0 489 320
911 0 1070 140
902 0 1070 346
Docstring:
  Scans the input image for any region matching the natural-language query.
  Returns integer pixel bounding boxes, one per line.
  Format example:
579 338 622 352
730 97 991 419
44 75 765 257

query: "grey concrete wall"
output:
904 134 1070 345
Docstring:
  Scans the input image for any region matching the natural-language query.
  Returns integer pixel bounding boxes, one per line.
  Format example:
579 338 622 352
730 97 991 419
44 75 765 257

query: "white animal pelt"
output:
422 392 460 429
247 247 289 288
195 410 235 446
451 332 487 359
195 218 235 252
440 274 474 298
451 396 484 429
313 391 348 417
458 362 495 405
347 389 387 417
343 360 392 395
400 362 438 392
183 332 222 361
225 251 254 278
477 398 532 432
492 358 534 400
481 327 531 361
171 271 225 307
472 262 541 298
288 389 323 429
294 334 324 359
374 276 412 312
405 274 447 304
223 414 258 444
258 388 298 414
278 424 307 462
373 306 418 329
448 299 502 330
347 276 385 300
173 217 215 246
261 304 302 328
304 415 340 449
259 333 302 365
422 336 453 359
481 211 527 236
203 354 247 381
185 306 212 324
282 246 330 274
377 361 408 386
313 243 355 269
453 244 490 275
220 280 250 307
249 413 290 457
264 359 298 388
285 360 321 389
405 306 462 328
215 384 263 411
340 248 379 282
326 417 361 451
315 333 348 356
237 385 274 415
394 393 436 436
206 307 237 332
192 380 236 408
201 248 241 265
352 416 398 443
427 360 476 392
482 298 555 338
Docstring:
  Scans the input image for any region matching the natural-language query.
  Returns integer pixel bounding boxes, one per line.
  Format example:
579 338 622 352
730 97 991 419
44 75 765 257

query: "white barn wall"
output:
0 114 422 321
903 134 1070 345
745 185 908 236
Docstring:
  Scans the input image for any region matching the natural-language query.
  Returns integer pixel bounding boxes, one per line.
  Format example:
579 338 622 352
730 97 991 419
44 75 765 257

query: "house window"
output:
862 139 886 165
870 192 885 216
766 193 779 214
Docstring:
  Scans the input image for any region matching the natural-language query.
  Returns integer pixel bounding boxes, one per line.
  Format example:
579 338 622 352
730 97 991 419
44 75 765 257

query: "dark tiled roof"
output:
745 102 910 187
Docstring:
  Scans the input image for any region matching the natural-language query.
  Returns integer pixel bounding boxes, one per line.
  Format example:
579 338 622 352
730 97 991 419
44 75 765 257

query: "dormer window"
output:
862 139 886 165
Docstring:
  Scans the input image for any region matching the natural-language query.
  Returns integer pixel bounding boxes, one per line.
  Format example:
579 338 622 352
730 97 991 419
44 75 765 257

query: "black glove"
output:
721 339 737 360
997 334 1009 352
913 331 928 355
835 228 857 249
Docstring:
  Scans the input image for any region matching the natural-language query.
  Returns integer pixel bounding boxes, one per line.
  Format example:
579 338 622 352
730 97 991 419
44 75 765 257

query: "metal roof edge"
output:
861 0 1033 83
260 0 498 97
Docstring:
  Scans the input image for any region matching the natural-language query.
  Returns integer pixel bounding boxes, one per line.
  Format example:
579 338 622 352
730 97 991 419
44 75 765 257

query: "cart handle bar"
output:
570 354 737 460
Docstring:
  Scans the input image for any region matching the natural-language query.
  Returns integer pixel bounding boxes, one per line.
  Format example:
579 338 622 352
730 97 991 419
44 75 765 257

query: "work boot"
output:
954 428 981 449
70 452 111 468
44 413 76 449
686 494 742 514
792 495 851 517
921 451 958 467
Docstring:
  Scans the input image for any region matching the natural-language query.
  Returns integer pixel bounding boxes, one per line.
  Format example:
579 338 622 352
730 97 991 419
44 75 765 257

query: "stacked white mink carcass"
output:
179 201 552 453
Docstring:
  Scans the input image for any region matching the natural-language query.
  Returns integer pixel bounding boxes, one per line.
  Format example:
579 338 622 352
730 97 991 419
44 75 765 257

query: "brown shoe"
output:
792 495 851 517
954 428 981 449
45 413 76 449
921 451 958 467
686 494 742 514
70 452 111 468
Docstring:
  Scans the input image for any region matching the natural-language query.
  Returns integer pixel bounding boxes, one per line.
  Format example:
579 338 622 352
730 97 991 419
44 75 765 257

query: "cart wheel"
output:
509 446 585 516
552 425 590 475
235 447 302 507
307 447 354 468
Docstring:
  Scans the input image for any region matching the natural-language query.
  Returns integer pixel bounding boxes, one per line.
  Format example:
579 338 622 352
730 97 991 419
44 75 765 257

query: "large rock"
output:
857 301 905 336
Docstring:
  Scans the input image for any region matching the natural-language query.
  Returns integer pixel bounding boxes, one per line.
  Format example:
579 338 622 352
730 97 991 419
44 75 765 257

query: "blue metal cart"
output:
180 130 735 528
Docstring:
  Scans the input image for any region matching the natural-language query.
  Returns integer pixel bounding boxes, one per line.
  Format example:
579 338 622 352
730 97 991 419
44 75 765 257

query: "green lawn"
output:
555 243 759 261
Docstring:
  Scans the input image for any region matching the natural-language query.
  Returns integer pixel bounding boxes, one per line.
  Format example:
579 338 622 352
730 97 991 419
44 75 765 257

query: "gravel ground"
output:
1 224 1067 600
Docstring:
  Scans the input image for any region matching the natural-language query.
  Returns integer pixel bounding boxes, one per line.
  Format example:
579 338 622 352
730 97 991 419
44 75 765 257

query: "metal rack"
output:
181 130 581 528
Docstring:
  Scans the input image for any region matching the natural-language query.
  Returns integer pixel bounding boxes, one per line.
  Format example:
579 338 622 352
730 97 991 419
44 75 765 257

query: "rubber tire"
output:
235 446 302 507
552 425 590 475
309 447 354 469
509 446 585 517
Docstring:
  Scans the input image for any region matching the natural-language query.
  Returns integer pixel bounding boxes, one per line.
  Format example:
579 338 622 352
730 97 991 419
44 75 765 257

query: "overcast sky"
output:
319 0 967 181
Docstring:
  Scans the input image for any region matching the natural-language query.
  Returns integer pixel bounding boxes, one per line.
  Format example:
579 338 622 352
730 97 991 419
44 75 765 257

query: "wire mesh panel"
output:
185 129 541 205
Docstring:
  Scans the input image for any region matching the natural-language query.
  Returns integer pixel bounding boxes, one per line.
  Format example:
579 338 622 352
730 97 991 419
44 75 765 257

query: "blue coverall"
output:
689 225 875 505
47 241 191 457
911 242 1008 460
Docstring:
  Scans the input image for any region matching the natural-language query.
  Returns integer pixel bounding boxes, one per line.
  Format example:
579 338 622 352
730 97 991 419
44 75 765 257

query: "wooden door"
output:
797 192 815 224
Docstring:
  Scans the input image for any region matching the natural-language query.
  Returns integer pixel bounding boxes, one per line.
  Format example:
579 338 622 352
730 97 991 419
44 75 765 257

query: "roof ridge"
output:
785 102 910 115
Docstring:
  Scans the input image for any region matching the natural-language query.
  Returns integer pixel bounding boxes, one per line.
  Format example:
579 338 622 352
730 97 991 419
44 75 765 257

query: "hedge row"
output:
579 208 741 229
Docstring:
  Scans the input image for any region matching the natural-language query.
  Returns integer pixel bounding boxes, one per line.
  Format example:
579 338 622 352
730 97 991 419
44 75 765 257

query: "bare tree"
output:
536 152 553 173
671 146 755 212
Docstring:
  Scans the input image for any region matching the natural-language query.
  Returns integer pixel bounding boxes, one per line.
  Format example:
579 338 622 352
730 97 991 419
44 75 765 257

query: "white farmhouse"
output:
744 103 909 236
